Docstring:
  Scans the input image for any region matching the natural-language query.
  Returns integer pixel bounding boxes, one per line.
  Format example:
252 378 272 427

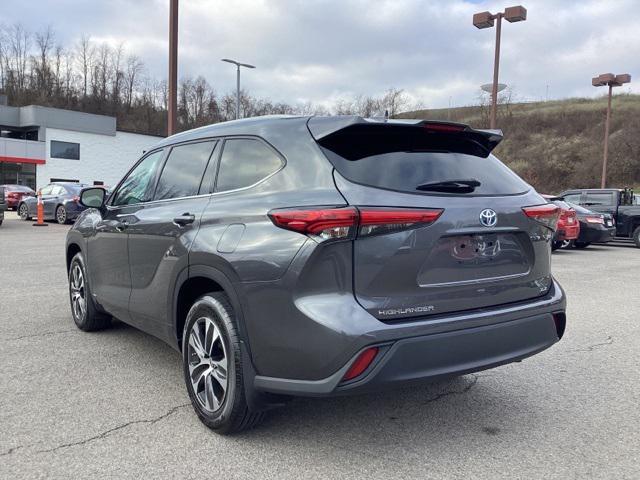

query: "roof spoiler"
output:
307 116 503 159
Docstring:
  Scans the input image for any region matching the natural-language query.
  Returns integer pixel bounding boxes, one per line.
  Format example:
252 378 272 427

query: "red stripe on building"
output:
0 155 46 165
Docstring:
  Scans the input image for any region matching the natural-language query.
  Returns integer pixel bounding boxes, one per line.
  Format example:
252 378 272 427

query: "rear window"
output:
321 149 529 196
318 125 529 196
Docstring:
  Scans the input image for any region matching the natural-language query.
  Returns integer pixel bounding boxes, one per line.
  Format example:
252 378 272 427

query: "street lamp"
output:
592 73 631 188
473 5 527 129
221 59 256 120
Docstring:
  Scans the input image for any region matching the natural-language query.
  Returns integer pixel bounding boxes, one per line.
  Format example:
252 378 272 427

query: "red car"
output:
2 184 36 210
543 195 579 250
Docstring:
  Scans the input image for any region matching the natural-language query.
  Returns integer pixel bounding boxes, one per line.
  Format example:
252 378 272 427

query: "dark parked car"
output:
66 116 567 434
18 182 90 224
1 184 35 210
0 185 5 226
563 203 615 249
560 188 640 247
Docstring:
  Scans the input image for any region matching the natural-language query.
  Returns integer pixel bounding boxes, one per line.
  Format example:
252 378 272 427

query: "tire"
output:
633 227 640 249
573 241 591 249
552 241 562 251
68 253 111 331
182 293 264 434
56 205 68 224
18 203 31 221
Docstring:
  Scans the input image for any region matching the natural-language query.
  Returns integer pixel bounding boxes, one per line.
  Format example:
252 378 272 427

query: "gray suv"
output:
66 116 566 433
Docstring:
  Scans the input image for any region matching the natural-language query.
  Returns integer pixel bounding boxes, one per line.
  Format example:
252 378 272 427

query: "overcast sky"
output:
4 0 639 109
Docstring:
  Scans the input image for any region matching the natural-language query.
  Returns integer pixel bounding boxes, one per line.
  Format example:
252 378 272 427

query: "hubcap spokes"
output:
70 264 86 320
188 317 228 412
58 209 66 223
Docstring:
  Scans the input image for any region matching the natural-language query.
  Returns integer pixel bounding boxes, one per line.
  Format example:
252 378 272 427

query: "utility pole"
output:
473 6 527 129
592 73 631 188
221 59 256 120
168 0 178 135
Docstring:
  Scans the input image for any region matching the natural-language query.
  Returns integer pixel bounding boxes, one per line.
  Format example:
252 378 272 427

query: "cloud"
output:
6 0 639 108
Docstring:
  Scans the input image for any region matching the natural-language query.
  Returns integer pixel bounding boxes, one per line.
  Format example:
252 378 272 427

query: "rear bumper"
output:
253 280 566 397
555 225 579 241
580 226 615 244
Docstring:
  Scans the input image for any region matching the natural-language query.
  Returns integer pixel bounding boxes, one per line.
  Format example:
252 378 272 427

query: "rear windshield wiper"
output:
416 179 481 193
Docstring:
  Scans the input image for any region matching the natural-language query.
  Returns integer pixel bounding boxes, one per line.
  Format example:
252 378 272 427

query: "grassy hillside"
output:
399 95 640 194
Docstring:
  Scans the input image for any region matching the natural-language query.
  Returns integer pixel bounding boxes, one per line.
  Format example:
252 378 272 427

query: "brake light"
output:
522 204 560 230
72 195 80 204
343 347 379 381
268 206 443 241
423 123 466 133
585 215 604 224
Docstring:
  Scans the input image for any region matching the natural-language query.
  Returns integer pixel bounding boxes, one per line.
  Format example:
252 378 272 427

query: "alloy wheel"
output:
70 264 86 321
57 207 67 224
19 204 28 220
187 317 228 412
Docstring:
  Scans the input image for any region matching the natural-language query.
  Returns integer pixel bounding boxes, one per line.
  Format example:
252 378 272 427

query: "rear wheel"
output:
69 253 111 331
183 293 263 434
560 240 573 249
573 241 591 249
19 203 30 221
633 227 640 248
551 241 562 251
56 205 68 224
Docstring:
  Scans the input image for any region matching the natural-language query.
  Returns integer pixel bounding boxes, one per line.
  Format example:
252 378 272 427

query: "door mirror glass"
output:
80 187 106 208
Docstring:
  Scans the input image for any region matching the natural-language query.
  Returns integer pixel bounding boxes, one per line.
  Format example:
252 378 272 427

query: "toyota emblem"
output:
479 209 497 227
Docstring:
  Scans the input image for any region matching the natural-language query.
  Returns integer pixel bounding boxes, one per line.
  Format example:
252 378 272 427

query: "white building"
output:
0 102 163 190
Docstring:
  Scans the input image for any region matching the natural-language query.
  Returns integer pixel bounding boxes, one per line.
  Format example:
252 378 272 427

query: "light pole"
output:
592 73 631 188
221 59 256 120
168 0 179 135
473 5 527 129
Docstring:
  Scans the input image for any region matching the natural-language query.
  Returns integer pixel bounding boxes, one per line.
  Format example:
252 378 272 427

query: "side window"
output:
583 192 614 206
154 141 216 200
562 193 581 204
112 149 164 206
51 185 65 196
40 185 53 195
215 138 283 192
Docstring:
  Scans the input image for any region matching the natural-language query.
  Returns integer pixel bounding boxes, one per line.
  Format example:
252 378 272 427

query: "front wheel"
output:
18 203 30 221
182 293 263 434
69 253 111 331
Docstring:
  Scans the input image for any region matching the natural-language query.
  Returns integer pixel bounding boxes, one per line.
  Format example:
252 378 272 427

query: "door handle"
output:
115 220 129 232
173 213 196 227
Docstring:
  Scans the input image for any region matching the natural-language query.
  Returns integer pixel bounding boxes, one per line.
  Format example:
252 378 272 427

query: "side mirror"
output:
80 187 106 208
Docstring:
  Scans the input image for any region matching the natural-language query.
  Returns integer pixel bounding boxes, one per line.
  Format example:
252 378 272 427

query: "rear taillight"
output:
585 215 604 224
359 207 443 237
523 204 560 230
72 195 80 204
268 206 443 241
268 207 358 240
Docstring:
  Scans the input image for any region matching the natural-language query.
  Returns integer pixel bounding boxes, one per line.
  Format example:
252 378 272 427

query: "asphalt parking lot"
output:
1 211 639 479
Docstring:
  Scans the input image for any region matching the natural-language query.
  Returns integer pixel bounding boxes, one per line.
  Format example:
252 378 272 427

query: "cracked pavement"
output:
1 212 639 479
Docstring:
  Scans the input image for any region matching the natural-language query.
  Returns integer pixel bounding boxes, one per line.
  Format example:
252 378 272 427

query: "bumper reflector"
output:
343 347 379 381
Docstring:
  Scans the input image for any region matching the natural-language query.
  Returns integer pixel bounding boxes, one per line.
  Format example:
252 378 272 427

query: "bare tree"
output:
75 35 93 99
124 54 143 111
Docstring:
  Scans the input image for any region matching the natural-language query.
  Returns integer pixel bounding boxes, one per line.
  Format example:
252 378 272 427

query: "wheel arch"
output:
66 243 82 272
173 264 251 354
